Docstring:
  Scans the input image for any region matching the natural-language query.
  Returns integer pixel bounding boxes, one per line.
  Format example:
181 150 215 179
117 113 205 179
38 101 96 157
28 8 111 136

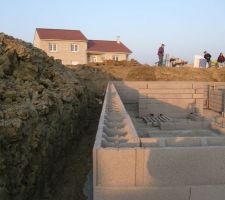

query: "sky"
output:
1 0 225 64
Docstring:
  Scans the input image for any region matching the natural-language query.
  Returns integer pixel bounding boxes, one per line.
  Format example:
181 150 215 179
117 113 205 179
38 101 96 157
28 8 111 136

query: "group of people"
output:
157 43 225 67
203 51 225 68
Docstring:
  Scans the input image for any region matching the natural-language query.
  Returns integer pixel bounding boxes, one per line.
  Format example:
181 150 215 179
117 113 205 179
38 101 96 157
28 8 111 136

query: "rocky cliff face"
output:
0 33 88 200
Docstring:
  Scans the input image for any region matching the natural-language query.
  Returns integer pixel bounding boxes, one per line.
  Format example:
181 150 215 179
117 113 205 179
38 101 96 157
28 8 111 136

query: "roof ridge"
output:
88 39 122 43
36 28 82 32
36 28 87 40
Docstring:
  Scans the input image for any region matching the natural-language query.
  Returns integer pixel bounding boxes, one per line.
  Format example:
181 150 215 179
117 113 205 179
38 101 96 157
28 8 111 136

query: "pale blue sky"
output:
1 0 225 64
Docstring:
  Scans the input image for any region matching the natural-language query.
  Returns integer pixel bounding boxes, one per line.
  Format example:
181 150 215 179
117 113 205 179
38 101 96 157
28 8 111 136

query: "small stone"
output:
4 90 17 100
11 118 22 129
4 97 12 104
16 109 29 120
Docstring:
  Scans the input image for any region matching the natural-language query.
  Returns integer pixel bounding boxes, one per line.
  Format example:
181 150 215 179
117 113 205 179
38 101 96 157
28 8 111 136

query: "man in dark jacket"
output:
217 52 225 67
204 51 211 68
157 44 165 66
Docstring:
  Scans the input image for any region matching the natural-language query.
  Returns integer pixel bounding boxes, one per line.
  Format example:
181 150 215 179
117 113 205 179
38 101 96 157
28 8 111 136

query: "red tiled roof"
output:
87 40 132 53
36 28 87 41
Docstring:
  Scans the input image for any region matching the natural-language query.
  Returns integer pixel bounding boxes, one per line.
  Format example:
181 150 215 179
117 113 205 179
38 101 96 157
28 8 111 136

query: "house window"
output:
112 55 119 61
49 43 57 52
90 56 97 62
71 44 79 52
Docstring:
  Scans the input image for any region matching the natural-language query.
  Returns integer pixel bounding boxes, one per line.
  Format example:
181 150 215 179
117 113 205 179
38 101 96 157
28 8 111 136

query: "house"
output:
33 28 132 65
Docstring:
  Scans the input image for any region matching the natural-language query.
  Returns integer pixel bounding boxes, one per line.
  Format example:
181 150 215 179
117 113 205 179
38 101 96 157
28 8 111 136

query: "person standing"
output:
204 51 212 68
217 52 225 68
157 44 165 66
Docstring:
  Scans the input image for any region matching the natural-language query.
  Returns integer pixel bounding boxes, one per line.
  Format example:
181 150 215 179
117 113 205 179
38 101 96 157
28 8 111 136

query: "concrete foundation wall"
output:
139 87 204 117
94 82 225 200
94 185 225 200
94 147 225 188
93 82 140 149
113 81 225 104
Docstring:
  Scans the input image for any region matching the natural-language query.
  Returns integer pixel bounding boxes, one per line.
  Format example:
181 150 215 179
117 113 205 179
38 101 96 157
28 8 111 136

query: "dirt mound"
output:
80 63 225 82
0 33 87 200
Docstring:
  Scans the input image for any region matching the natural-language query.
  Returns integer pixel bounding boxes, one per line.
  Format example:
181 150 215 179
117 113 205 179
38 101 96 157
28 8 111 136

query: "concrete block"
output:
192 82 210 89
147 103 192 111
117 81 148 89
140 138 160 147
200 137 208 146
174 121 199 130
210 99 223 105
188 121 204 129
208 103 222 108
160 122 176 130
193 93 204 99
135 148 145 186
209 92 223 97
143 147 225 186
207 137 225 146
147 82 193 89
190 185 225 200
195 88 206 94
149 98 195 106
209 100 223 106
94 186 190 200
148 93 193 99
202 120 211 128
195 99 204 104
140 89 194 94
165 137 201 147
97 148 136 186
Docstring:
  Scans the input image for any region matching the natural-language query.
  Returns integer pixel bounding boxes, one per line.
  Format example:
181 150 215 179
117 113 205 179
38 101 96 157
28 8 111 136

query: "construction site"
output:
1 33 225 200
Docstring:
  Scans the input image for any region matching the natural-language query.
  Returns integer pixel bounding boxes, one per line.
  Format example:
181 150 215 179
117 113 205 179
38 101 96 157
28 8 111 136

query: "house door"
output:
91 56 97 62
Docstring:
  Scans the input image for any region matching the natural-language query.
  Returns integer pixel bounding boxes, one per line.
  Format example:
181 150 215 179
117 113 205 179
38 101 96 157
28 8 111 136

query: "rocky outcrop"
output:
0 33 87 200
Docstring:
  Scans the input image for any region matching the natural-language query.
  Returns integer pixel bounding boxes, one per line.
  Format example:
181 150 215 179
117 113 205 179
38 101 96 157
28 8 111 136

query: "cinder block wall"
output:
94 81 225 200
113 81 149 103
94 147 225 188
113 81 225 102
208 86 225 113
113 81 225 117
139 83 204 117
